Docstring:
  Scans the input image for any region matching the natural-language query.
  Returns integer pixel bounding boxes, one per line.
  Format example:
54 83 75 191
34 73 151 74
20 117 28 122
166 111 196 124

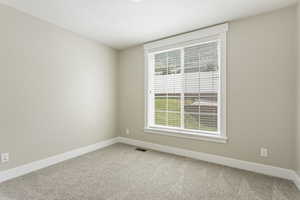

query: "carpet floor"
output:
0 143 299 200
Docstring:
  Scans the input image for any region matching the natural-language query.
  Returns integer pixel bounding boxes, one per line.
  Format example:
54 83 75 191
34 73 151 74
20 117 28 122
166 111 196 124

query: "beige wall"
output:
0 3 298 173
0 5 118 171
297 2 300 176
119 6 297 169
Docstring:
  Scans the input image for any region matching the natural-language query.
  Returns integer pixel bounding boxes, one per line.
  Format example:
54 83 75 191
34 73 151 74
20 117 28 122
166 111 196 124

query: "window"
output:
144 24 227 143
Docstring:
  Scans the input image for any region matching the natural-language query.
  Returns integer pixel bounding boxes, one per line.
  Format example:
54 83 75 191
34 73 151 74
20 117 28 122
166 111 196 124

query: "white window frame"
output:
144 23 228 143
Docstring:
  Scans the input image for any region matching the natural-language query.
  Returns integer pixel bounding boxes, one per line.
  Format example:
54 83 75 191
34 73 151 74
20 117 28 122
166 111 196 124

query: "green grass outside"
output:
155 97 217 132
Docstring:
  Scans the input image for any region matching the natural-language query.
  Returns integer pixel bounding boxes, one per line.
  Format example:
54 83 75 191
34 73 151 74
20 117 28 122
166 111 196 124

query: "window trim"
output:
144 23 228 143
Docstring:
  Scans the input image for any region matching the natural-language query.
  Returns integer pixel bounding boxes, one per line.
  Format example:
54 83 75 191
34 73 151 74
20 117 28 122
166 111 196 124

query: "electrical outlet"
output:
126 128 130 135
260 148 268 157
1 153 9 163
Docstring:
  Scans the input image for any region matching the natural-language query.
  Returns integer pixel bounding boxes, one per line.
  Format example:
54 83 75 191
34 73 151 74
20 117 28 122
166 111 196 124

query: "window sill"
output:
144 127 227 143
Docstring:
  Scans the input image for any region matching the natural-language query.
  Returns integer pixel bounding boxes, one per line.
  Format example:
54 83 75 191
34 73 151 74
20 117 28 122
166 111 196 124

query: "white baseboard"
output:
117 137 299 189
293 172 300 190
1 136 299 191
0 137 119 183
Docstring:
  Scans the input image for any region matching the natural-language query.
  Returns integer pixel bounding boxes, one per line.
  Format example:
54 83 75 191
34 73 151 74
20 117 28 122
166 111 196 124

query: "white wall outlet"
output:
260 148 268 157
1 153 9 163
126 128 130 135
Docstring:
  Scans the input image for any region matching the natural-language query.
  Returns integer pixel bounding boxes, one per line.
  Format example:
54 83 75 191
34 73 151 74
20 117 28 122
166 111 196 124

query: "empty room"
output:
1 0 300 199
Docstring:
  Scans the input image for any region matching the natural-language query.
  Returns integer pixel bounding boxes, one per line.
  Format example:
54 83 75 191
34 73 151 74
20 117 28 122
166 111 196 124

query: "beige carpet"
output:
0 143 299 200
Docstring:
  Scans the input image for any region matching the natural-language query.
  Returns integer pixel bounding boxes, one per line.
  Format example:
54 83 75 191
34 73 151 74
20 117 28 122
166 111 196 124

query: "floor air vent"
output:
135 148 147 152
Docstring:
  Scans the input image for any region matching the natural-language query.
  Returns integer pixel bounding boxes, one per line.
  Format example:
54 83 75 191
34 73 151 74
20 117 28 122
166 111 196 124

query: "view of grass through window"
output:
155 94 217 132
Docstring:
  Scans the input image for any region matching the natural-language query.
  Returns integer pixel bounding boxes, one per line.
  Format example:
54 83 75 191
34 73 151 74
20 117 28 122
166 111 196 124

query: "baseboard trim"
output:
118 137 298 187
1 136 299 191
293 172 300 190
0 137 118 183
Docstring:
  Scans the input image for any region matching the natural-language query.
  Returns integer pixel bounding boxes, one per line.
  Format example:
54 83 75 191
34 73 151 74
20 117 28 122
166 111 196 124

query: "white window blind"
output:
152 42 219 133
144 24 227 142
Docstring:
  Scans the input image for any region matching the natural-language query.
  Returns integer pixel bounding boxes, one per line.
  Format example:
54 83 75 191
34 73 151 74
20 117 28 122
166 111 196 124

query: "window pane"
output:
201 63 218 72
168 95 181 112
167 50 180 67
154 50 181 94
155 68 167 76
155 53 167 69
184 41 219 133
168 112 181 127
184 76 200 94
199 74 219 92
155 95 167 111
155 112 167 126
185 42 218 71
167 50 181 74
168 67 181 75
199 93 218 131
184 95 200 113
184 114 199 130
200 114 217 132
184 67 199 73
200 93 218 104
